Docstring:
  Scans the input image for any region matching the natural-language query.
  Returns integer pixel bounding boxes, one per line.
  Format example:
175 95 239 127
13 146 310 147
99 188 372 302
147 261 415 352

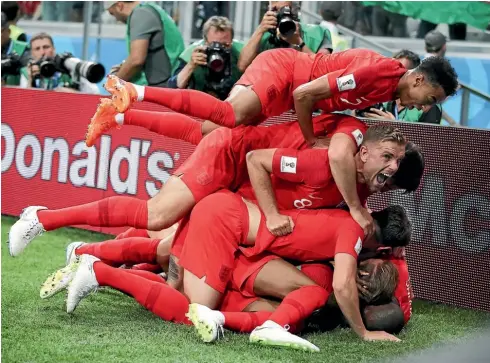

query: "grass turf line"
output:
2 215 489 363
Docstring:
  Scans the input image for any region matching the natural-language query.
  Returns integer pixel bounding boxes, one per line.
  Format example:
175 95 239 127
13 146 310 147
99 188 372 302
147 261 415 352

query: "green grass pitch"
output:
2 215 489 363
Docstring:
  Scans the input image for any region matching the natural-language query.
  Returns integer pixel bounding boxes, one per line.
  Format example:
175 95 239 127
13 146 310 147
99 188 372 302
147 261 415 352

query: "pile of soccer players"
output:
8 47 458 352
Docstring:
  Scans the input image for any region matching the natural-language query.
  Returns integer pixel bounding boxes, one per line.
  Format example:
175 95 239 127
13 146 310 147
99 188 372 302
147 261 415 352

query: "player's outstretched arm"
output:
293 75 333 146
329 133 374 237
334 253 400 342
246 149 294 237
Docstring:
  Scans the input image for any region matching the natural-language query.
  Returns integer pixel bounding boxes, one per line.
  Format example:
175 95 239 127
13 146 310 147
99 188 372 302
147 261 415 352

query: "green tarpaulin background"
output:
362 1 490 30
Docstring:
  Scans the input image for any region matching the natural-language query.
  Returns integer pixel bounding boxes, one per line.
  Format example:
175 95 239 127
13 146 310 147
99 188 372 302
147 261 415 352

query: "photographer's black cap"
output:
425 30 447 52
1 12 8 30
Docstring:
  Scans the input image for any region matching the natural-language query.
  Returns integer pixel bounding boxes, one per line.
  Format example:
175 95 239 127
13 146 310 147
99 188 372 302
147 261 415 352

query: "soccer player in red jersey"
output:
99 50 457 144
9 115 393 257
241 125 405 235
87 49 454 234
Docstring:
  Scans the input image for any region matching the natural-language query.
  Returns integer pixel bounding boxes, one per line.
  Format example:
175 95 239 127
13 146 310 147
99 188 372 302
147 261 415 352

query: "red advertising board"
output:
2 88 490 312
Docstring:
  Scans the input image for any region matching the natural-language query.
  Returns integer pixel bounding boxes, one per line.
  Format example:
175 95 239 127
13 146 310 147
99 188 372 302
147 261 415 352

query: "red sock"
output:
222 311 271 333
75 238 159 266
94 262 190 324
143 87 236 128
268 286 329 328
124 269 165 283
116 228 149 240
124 109 203 145
131 263 162 273
37 196 148 231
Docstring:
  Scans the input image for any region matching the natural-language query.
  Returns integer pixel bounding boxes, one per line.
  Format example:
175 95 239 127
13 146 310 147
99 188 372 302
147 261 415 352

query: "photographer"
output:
105 1 184 87
19 32 100 94
237 1 332 73
168 16 243 101
1 12 29 86
358 50 442 125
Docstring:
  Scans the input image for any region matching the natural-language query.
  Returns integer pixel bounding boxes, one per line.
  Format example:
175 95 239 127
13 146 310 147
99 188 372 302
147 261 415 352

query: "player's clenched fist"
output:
266 213 295 236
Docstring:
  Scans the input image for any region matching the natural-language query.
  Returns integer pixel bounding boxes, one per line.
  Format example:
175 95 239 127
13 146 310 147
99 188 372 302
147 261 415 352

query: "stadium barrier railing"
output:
1 88 489 313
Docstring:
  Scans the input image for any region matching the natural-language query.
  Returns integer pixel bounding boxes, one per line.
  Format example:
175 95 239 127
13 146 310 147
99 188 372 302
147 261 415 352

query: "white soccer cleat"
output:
8 206 47 257
65 241 86 265
66 254 100 313
249 320 320 352
186 303 225 343
40 256 82 299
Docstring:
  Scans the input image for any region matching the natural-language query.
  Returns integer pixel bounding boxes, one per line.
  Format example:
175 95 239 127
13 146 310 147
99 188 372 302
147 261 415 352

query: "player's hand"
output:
259 10 277 33
311 137 331 149
266 213 295 236
364 108 396 120
189 46 207 68
363 330 401 342
350 207 375 238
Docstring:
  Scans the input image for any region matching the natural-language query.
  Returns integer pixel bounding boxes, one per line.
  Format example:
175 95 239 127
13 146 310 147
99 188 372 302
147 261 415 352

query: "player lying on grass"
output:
40 184 411 350
8 120 406 256
41 240 402 353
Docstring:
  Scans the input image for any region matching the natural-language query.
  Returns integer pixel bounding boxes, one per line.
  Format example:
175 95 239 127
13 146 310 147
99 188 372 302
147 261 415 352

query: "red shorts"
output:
220 289 259 312
178 191 249 293
231 252 280 297
298 263 334 293
236 48 314 119
175 127 239 203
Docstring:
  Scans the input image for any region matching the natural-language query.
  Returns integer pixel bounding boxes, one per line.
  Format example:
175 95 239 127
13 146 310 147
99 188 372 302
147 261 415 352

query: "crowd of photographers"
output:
1 1 448 124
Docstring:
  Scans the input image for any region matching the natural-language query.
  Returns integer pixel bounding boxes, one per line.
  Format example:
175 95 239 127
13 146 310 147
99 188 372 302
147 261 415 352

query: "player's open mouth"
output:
376 172 390 185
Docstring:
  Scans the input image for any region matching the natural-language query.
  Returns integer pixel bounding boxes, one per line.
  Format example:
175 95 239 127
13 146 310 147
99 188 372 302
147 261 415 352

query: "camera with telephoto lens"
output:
1 52 22 76
30 52 105 87
268 6 299 46
357 103 386 118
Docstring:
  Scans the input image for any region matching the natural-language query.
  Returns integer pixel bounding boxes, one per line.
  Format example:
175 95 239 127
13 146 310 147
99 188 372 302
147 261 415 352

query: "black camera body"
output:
32 56 57 78
205 42 232 100
268 5 299 46
205 42 231 75
1 52 22 76
357 103 386 118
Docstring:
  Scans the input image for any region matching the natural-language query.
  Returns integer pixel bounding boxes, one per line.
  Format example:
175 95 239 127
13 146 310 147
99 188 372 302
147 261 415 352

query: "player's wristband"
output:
293 42 306 51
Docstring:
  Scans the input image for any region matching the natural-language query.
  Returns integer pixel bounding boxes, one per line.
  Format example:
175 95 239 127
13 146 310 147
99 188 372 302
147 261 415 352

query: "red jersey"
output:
243 208 365 261
311 49 406 112
385 256 413 324
234 115 368 209
237 146 370 210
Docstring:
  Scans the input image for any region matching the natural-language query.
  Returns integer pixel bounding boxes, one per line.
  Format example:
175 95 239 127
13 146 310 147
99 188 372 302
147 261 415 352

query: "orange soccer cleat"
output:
103 75 138 113
85 98 120 147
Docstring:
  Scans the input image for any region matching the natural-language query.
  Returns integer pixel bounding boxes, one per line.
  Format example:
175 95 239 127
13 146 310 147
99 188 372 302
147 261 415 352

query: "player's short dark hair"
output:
372 205 412 247
415 56 459 98
357 260 399 305
1 2 19 22
362 302 405 333
393 49 421 70
363 125 406 146
30 32 54 47
392 142 425 193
